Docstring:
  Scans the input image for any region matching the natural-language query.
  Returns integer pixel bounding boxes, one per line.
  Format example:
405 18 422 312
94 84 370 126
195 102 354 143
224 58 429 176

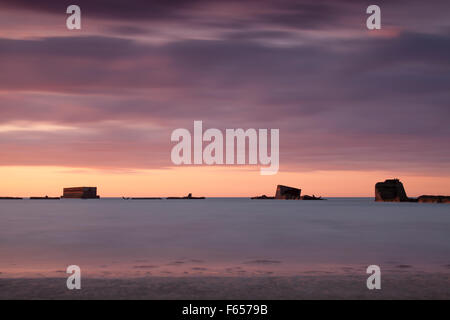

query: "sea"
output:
1 198 449 278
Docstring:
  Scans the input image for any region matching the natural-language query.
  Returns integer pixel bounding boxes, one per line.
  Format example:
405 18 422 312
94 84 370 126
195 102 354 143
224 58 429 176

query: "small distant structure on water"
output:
252 185 324 200
128 197 162 200
275 185 302 200
167 193 205 200
30 196 60 200
62 187 100 199
375 179 449 203
375 179 408 202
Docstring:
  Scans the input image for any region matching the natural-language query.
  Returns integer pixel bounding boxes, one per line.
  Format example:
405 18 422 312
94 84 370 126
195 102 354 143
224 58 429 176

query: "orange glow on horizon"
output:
0 166 449 198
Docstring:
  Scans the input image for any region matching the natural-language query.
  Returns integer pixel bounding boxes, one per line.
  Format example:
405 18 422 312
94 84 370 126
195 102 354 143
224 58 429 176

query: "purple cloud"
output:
0 0 449 174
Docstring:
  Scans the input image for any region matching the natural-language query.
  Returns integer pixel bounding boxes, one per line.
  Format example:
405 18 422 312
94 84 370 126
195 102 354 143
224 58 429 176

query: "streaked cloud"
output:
0 123 77 133
0 0 448 184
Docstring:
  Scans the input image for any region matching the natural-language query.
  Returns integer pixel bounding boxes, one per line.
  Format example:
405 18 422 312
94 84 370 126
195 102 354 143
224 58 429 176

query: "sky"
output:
0 0 449 197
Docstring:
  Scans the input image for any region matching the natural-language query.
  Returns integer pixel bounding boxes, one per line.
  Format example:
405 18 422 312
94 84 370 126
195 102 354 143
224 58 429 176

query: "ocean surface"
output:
1 198 449 278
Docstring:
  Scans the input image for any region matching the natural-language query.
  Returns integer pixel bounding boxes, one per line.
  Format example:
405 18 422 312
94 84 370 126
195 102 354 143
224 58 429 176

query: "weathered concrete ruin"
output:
275 185 301 200
375 179 449 203
417 195 450 204
62 187 100 199
252 185 324 200
375 179 409 202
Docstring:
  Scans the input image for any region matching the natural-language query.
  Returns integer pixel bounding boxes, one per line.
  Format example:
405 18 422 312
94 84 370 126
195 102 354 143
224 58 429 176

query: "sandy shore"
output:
1 273 449 300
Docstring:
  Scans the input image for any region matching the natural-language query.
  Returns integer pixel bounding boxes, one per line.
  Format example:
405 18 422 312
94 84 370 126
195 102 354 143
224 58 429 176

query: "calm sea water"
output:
0 198 449 278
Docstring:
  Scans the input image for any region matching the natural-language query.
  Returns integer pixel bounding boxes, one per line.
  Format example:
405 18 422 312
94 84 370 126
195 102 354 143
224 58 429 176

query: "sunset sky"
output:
0 0 449 197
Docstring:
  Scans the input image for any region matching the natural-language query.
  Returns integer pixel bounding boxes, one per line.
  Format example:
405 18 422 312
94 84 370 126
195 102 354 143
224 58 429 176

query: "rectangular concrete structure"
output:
62 187 99 199
275 185 301 200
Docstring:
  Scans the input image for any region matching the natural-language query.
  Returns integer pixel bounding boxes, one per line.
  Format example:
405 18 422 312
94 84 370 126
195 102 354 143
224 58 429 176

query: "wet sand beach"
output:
1 273 450 300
